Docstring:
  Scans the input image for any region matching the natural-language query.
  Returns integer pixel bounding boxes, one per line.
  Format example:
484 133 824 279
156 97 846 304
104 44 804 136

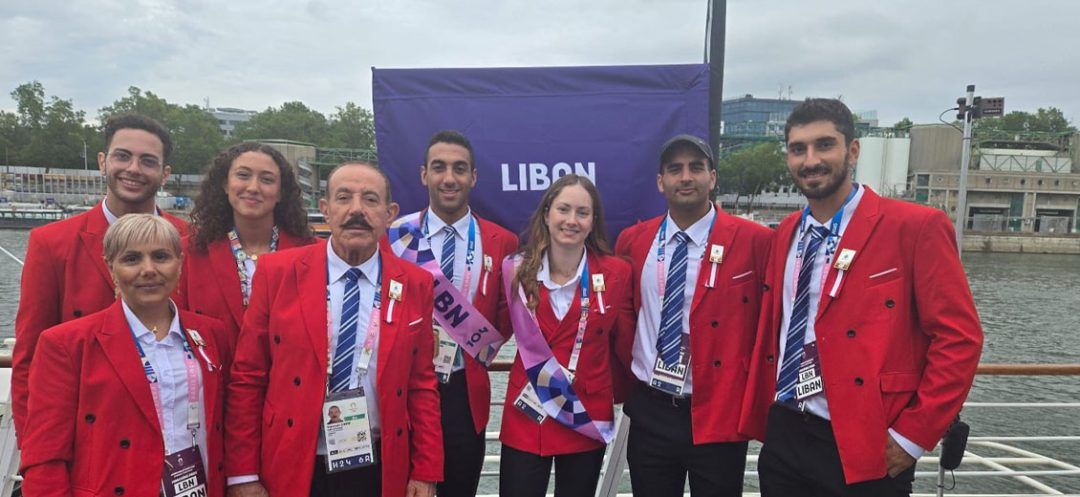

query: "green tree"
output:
893 117 914 130
975 107 1075 134
6 81 93 168
326 102 376 150
233 101 329 144
715 141 790 213
99 87 226 174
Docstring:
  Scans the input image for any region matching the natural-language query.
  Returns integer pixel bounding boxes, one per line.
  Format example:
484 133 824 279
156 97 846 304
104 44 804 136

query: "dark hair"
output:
424 130 474 168
190 142 312 252
514 174 611 311
103 114 173 161
324 160 393 205
785 98 856 145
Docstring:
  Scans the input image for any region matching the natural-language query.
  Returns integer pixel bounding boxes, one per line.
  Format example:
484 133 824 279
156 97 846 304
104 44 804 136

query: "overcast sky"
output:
2 0 1078 126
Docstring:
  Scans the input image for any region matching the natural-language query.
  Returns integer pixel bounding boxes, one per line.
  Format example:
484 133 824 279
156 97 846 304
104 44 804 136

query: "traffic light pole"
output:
955 84 975 256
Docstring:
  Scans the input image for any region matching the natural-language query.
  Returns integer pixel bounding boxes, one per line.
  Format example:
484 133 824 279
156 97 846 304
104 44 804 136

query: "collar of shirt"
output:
797 183 866 239
326 237 381 286
538 248 587 291
663 203 716 248
121 299 183 346
101 198 161 225
425 207 472 240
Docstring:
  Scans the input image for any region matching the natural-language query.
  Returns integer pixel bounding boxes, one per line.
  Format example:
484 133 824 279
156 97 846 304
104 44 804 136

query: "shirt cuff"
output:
889 428 928 459
227 475 260 486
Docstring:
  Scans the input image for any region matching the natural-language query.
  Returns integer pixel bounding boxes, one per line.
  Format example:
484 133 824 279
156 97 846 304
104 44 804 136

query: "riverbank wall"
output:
963 233 1080 254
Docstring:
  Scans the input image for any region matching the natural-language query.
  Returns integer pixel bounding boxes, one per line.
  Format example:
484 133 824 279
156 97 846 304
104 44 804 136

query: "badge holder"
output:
322 387 377 473
434 325 459 383
795 342 825 403
651 336 691 396
514 382 549 424
161 399 207 497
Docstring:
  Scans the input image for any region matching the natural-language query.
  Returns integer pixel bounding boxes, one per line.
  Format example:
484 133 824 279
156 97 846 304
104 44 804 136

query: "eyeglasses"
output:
108 150 162 169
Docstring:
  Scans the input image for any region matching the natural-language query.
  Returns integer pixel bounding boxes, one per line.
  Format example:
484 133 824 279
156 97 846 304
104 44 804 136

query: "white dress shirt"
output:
630 205 717 395
121 300 208 468
423 209 483 373
778 185 925 458
318 239 382 456
537 249 587 321
101 199 159 225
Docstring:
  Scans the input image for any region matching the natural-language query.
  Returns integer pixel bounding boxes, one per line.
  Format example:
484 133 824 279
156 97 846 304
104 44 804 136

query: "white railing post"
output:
596 412 631 497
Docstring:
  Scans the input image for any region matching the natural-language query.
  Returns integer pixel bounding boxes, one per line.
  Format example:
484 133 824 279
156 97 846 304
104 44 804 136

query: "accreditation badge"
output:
651 355 691 396
322 388 376 473
513 382 549 424
833 249 856 271
795 342 825 402
433 324 459 384
161 445 208 497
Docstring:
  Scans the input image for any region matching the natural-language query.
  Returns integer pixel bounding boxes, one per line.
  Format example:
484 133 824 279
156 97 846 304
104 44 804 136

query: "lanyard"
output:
422 210 476 297
130 326 201 448
566 258 590 374
792 184 859 301
227 226 279 307
656 214 714 303
325 261 382 391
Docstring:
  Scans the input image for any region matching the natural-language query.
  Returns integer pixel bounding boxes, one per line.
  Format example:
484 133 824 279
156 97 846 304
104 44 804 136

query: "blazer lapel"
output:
80 206 115 290
690 211 737 316
376 248 405 391
208 239 246 328
772 213 801 328
179 316 221 433
297 243 330 373
816 188 883 320
96 302 161 432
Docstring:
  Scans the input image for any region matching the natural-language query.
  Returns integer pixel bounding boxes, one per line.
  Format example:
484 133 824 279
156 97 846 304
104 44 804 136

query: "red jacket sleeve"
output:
13 230 63 442
224 261 273 477
19 329 78 497
891 210 984 450
406 273 444 483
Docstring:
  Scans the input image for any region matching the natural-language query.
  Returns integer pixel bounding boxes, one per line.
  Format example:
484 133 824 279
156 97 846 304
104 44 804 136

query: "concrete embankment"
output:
963 233 1080 254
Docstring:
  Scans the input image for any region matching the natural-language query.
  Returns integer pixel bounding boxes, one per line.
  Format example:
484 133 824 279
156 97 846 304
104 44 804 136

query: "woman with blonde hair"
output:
19 214 229 497
498 174 635 497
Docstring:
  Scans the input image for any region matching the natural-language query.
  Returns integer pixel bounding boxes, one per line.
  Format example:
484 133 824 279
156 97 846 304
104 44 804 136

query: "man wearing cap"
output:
739 98 982 496
614 135 772 496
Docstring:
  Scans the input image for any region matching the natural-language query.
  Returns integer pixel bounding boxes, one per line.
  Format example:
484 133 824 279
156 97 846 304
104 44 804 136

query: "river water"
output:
0 229 1077 494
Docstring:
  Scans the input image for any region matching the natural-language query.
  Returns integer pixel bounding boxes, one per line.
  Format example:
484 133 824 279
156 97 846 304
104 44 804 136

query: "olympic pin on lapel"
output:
834 249 856 271
592 273 607 314
387 279 403 323
706 244 725 288
482 255 494 296
186 328 216 371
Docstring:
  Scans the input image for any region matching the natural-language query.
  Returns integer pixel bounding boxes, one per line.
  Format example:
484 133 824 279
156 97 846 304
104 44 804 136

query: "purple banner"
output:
372 64 710 237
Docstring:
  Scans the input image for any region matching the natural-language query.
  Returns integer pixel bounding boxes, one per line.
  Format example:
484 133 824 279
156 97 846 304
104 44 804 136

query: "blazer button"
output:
274 335 281 344
85 413 96 423
396 428 403 437
413 347 418 355
119 439 130 449
713 360 721 367
885 299 895 308
73 309 82 317
742 296 749 303
396 388 403 397
766 355 775 363
287 418 294 427
218 462 225 471
195 309 203 315
854 377 864 386
710 320 719 328
762 284 770 291
847 329 856 338
294 377 301 386
114 486 124 495
596 328 604 335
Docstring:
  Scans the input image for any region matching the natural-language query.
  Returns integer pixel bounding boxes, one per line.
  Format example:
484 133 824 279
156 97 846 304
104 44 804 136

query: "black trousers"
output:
498 444 605 497
310 451 382 497
437 370 486 497
625 384 748 497
758 404 916 497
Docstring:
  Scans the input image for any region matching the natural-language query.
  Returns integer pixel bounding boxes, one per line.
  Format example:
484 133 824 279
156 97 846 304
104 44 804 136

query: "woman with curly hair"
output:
499 174 635 497
178 142 314 348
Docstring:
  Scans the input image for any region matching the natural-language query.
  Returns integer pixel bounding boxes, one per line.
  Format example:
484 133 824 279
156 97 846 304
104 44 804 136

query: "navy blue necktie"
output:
657 231 690 367
440 226 456 281
330 268 363 393
776 226 829 402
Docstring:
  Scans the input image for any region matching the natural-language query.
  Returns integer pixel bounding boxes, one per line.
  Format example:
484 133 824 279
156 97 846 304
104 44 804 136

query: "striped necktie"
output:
440 225 456 281
657 231 690 367
330 268 363 393
776 226 830 403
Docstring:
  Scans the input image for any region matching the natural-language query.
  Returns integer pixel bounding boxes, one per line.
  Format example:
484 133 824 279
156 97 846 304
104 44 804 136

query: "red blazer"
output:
382 211 519 434
500 253 635 456
614 209 772 444
226 240 443 497
739 188 984 484
19 302 227 497
13 203 188 441
177 230 314 352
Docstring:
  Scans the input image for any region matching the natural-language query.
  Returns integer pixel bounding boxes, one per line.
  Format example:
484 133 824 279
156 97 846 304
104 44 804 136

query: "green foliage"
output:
893 117 914 130
327 102 376 150
715 142 790 213
233 101 329 144
974 107 1075 134
99 87 226 174
3 82 95 168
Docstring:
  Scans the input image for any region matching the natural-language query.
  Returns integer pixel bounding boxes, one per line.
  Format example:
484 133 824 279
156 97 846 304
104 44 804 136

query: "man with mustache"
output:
226 161 442 497
386 130 518 497
739 99 983 496
12 113 187 443
613 135 772 496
